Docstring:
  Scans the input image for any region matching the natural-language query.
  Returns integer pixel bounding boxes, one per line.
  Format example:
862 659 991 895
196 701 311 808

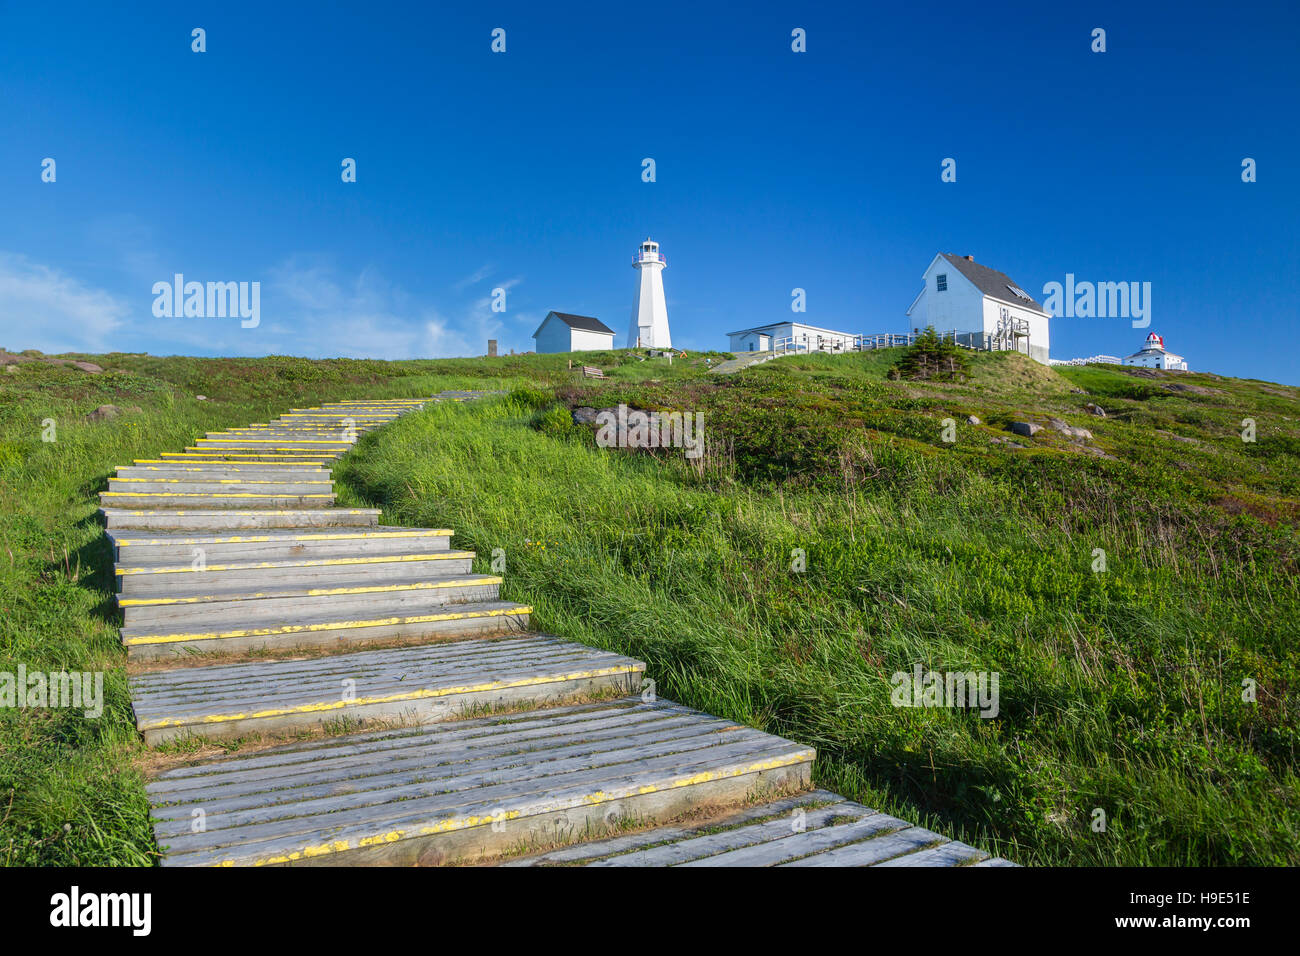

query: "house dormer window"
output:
936 274 947 292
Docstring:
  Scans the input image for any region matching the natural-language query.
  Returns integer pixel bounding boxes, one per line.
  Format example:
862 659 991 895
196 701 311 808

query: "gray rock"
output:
71 361 103 373
965 415 981 425
1048 417 1093 441
571 406 600 426
1008 421 1042 437
1084 403 1106 417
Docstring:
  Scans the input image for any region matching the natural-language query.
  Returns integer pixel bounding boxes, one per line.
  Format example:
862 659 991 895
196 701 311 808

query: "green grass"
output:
1 347 1296 865
338 354 1300 866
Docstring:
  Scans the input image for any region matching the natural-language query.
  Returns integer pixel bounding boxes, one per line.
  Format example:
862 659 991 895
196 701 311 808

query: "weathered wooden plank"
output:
146 703 718 798
120 576 503 629
150 717 720 826
122 600 532 659
131 637 645 742
777 826 947 867
590 802 872 867
873 841 987 867
680 812 908 866
132 634 573 696
132 645 609 709
152 723 778 844
133 646 631 717
502 790 843 865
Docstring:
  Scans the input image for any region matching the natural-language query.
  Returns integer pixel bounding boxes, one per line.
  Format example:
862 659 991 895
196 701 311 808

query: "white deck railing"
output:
765 330 1010 355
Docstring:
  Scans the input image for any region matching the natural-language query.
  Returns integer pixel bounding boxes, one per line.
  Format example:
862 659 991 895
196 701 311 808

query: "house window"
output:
936 274 947 292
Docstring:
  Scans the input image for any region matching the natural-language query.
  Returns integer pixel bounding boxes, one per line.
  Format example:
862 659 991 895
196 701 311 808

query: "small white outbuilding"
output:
726 321 858 353
532 311 616 354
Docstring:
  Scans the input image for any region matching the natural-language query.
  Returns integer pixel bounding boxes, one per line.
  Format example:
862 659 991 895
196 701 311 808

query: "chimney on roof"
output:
964 255 974 261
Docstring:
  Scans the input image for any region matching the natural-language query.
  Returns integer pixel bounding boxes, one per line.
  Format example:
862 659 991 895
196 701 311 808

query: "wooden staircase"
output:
113 393 1012 867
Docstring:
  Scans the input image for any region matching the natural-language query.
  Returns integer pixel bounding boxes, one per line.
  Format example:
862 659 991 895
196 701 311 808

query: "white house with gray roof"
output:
906 253 1051 364
532 311 616 354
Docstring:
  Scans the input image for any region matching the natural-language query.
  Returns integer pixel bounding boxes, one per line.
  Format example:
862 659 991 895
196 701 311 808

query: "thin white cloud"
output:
0 253 127 353
0 253 528 359
452 264 494 292
259 259 519 359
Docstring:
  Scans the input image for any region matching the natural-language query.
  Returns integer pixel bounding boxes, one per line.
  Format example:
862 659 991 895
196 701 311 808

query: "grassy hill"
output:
1 347 1296 865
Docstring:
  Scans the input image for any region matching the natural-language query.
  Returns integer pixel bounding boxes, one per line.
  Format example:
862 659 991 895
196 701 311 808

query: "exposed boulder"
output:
1008 421 1042 438
965 415 981 425
1048 417 1093 441
571 406 600 426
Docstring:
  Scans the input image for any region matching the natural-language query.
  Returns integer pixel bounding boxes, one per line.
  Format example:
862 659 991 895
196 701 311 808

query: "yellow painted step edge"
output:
139 663 640 729
117 551 471 575
101 492 335 499
112 478 332 485
123 604 533 645
119 575 502 606
132 460 332 466
115 530 454 546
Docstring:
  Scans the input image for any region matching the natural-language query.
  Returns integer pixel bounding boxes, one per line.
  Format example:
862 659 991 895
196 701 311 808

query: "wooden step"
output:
117 465 332 481
118 573 502 627
130 634 644 743
108 527 453 563
191 443 351 451
101 508 381 531
116 550 475 595
145 697 814 866
100 491 336 509
157 452 342 462
107 479 333 494
121 599 532 659
129 460 331 472
118 569 486 607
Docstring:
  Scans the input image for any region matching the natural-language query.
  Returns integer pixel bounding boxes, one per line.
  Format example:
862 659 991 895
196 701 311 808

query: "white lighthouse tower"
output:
628 238 671 349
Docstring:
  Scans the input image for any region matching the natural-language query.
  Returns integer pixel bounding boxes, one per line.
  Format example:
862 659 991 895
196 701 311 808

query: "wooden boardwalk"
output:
112 393 1012 867
509 789 1012 867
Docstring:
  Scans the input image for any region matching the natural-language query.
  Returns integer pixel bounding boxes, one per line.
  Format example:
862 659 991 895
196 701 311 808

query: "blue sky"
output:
2 0 1297 383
